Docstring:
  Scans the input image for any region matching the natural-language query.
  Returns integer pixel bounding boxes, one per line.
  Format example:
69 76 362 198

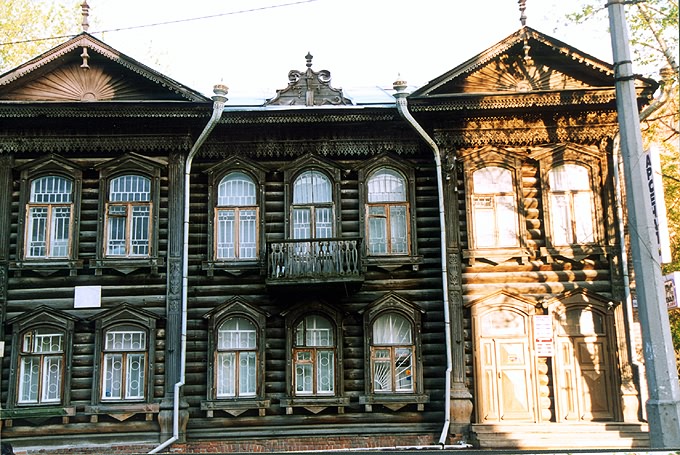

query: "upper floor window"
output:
366 168 409 255
293 314 336 395
18 328 64 404
548 164 595 246
216 172 258 260
106 175 151 257
26 176 73 258
371 312 414 393
471 166 519 248
101 325 147 400
292 170 334 239
216 317 257 398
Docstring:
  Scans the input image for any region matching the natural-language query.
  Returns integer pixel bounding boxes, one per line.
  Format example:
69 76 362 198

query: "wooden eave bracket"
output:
89 257 165 276
539 245 610 264
84 402 160 423
9 259 84 277
359 393 430 412
201 399 271 417
279 396 350 415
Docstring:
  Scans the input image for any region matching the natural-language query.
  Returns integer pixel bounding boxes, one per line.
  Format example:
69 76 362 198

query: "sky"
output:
83 0 616 99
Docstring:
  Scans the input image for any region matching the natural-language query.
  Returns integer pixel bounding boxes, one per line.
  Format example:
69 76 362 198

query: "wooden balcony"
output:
266 237 363 290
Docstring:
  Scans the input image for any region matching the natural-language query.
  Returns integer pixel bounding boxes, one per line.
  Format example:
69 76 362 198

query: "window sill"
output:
279 396 350 415
202 260 263 277
9 259 84 277
359 393 429 412
463 248 533 265
540 245 610 263
84 402 159 422
90 257 165 275
201 398 271 417
364 255 424 272
1 405 76 421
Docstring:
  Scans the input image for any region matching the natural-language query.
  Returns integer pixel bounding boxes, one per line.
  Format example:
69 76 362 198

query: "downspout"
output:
149 84 228 454
393 80 452 446
612 67 673 420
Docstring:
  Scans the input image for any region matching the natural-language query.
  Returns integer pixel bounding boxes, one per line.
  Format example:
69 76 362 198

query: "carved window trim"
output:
3 307 78 421
280 301 349 414
202 157 266 277
535 144 609 262
12 154 83 276
91 153 164 275
357 154 423 271
201 298 270 417
359 293 428 412
460 147 531 265
85 304 159 421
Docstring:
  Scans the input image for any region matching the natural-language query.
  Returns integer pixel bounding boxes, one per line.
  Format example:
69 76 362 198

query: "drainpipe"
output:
393 80 452 446
149 84 229 454
612 66 673 421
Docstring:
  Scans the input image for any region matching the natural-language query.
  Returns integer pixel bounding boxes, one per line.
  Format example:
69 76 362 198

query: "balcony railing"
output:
267 237 363 285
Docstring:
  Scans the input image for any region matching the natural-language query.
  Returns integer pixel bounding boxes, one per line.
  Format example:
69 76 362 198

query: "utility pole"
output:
607 0 680 448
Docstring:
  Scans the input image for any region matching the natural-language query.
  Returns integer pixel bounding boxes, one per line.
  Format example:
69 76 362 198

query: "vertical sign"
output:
645 146 672 264
664 272 679 310
534 315 554 357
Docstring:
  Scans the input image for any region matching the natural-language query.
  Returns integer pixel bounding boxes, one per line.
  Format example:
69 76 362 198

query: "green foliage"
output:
0 0 81 73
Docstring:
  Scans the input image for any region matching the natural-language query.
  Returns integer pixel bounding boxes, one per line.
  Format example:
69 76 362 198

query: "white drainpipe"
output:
149 84 228 454
393 80 453 446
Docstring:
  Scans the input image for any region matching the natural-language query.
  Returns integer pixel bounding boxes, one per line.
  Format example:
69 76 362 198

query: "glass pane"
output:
304 315 333 346
574 192 595 243
218 318 257 349
126 353 145 399
42 355 62 402
49 207 71 257
372 349 392 392
105 330 146 351
130 206 150 256
550 164 590 191
18 357 39 403
315 207 333 238
27 207 47 257
368 169 406 203
389 205 408 254
373 313 412 344
239 209 257 259
551 194 572 245
107 214 127 255
218 172 256 206
216 352 236 397
395 347 414 391
239 352 257 396
31 331 64 353
293 208 311 239
30 176 72 203
217 209 235 259
368 206 387 254
103 353 123 399
473 167 512 193
316 350 334 393
293 170 332 204
109 175 151 202
496 195 519 247
473 201 495 248
295 351 313 394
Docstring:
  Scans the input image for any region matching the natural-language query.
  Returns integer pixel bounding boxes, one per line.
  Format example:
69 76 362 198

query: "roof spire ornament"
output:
81 1 90 32
518 0 533 64
518 0 527 27
305 52 313 68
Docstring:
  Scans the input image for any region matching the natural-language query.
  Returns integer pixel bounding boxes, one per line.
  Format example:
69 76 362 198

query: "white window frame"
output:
17 328 65 404
101 326 147 401
370 312 415 393
25 175 74 259
548 163 596 246
215 317 258 398
215 172 258 260
292 170 334 240
470 166 520 249
293 315 336 396
366 168 410 255
105 175 152 257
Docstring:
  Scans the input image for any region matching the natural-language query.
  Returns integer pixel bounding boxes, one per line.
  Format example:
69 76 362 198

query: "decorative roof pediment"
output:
411 27 655 98
266 53 353 106
0 32 209 102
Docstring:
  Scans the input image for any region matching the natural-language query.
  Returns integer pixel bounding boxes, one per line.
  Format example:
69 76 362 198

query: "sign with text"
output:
664 272 679 310
534 315 554 357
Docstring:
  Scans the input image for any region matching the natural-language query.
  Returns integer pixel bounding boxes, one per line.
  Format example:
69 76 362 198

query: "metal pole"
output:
606 0 680 448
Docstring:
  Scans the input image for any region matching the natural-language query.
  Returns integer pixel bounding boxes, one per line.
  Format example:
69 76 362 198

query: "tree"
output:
0 0 81 73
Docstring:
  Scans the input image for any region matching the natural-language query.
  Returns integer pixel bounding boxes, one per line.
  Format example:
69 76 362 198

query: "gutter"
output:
393 80 453 446
149 84 229 454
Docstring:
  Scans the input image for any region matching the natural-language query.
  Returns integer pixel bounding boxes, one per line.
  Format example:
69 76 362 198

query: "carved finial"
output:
80 47 90 70
305 52 313 68
518 0 527 27
81 1 90 32
393 74 408 93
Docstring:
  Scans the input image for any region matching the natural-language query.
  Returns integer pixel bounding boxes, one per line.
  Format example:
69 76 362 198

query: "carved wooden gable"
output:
266 53 352 106
412 27 634 97
0 33 208 102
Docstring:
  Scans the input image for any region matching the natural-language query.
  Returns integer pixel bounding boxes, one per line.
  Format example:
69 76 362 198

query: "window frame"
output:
460 147 531 265
357 154 422 271
12 154 83 275
92 153 163 275
86 304 159 419
201 298 270 417
360 293 428 412
203 157 266 276
4 307 77 419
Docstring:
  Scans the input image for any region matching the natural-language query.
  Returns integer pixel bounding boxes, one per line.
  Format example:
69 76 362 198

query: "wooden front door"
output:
553 307 616 421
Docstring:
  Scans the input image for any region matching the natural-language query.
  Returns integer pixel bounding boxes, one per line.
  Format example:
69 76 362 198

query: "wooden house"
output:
0 24 658 453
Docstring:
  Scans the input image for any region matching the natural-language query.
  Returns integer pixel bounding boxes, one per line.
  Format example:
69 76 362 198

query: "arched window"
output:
215 317 258 397
18 327 65 404
25 176 73 258
216 172 258 260
548 164 595 246
106 175 151 256
366 168 409 255
371 313 414 392
293 315 335 395
292 170 333 239
471 166 519 248
101 325 148 400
